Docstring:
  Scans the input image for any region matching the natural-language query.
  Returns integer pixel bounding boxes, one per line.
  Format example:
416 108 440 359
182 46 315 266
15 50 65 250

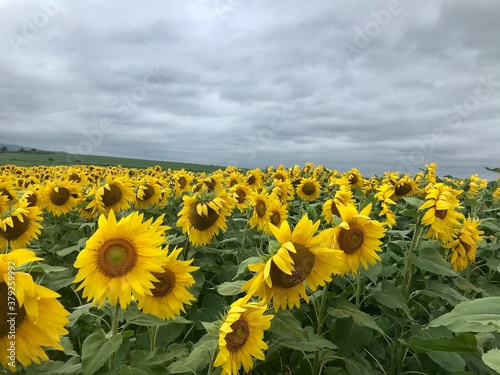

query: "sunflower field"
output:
1 162 500 375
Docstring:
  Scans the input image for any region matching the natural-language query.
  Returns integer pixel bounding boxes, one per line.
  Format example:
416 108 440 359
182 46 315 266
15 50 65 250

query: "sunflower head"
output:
296 177 321 202
444 216 484 271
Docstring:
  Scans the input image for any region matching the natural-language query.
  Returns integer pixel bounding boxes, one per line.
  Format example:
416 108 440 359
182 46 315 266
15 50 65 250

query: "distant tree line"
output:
0 146 57 154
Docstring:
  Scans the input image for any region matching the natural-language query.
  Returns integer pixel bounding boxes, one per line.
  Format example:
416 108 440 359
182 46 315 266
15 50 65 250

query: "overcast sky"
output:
1 0 499 178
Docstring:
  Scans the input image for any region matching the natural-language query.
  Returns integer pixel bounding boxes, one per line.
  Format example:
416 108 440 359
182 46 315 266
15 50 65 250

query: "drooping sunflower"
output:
374 184 398 228
248 192 271 232
322 187 355 224
0 199 43 251
40 180 80 216
86 175 135 216
296 177 321 202
419 183 463 244
270 178 295 205
466 174 487 196
135 247 199 320
176 190 234 247
443 217 484 271
0 250 69 371
328 203 387 276
134 176 163 209
242 215 343 311
73 210 169 308
213 298 273 375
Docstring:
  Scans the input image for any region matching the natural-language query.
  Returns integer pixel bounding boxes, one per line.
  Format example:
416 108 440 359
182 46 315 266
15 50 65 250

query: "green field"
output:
0 151 223 172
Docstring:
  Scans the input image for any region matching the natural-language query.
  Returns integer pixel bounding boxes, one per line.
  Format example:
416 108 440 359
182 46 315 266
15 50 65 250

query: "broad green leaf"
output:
482 349 500 373
328 298 386 336
485 167 500 173
429 297 500 333
233 256 262 279
422 280 469 306
427 352 465 373
216 280 246 296
334 317 373 357
82 330 123 375
270 310 336 352
167 334 216 374
67 303 93 328
119 365 150 375
403 333 479 353
404 196 424 208
410 247 458 277
344 352 374 375
373 281 411 317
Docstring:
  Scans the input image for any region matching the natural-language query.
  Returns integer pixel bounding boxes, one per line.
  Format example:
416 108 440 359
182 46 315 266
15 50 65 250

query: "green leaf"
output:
328 298 386 336
233 256 262 280
270 310 336 352
485 167 500 173
119 365 150 375
67 303 93 328
404 196 424 208
429 297 500 333
422 280 469 306
403 333 479 353
167 335 217 374
427 352 465 373
82 330 123 375
482 348 500 373
373 281 411 317
410 247 458 277
216 280 246 296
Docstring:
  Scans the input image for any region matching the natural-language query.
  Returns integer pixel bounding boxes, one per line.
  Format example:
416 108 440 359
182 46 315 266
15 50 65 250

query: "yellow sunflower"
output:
266 198 288 234
242 215 343 311
0 195 8 215
419 183 463 243
213 298 273 375
443 217 484 271
226 172 245 188
134 176 162 209
172 169 194 196
345 168 364 189
494 185 500 200
230 184 252 212
0 178 18 203
73 210 169 308
328 203 387 276
135 247 199 320
322 187 355 224
0 249 69 371
202 173 225 194
270 178 295 205
0 199 43 252
374 184 398 228
176 190 234 247
248 192 271 232
390 175 418 201
245 169 263 189
466 174 487 196
41 180 80 216
86 175 135 216
296 177 321 202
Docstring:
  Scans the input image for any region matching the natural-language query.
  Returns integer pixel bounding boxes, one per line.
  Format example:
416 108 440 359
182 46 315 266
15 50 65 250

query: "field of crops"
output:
1 162 499 375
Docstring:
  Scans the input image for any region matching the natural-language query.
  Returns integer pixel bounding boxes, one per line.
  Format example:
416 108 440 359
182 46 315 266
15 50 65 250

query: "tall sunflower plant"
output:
0 162 498 375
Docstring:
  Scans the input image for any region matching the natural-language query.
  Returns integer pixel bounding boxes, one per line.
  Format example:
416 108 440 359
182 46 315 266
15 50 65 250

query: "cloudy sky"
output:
1 0 499 178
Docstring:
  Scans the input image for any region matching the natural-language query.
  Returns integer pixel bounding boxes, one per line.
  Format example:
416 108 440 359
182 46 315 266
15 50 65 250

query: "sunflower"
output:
86 175 135 216
64 166 88 186
73 210 169 308
0 178 18 203
230 184 252 212
271 167 290 182
245 169 263 189
328 203 387 276
171 169 194 196
374 184 397 228
494 185 500 200
41 180 80 216
345 168 364 189
202 173 225 194
135 247 198 320
296 177 321 202
322 187 355 224
0 195 8 216
226 172 245 188
0 250 69 371
134 176 162 209
443 217 484 271
466 174 487 196
213 298 273 375
0 199 43 252
266 198 288 234
270 178 295 205
242 215 343 311
176 190 234 247
390 175 418 201
419 183 463 243
248 192 271 232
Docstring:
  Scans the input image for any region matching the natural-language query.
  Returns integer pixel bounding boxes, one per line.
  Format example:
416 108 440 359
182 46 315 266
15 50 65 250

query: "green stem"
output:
109 303 121 370
312 282 330 375
148 326 158 352
355 274 363 307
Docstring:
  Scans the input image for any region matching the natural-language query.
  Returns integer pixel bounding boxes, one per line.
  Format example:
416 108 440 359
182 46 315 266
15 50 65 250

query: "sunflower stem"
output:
313 281 330 375
109 303 121 370
148 326 158 352
355 273 363 308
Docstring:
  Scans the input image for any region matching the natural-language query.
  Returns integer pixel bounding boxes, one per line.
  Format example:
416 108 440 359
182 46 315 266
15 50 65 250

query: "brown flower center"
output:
69 173 81 183
0 282 27 338
255 200 267 218
348 174 358 185
50 187 70 206
338 226 364 254
188 203 219 231
270 211 281 226
330 201 340 218
274 173 285 182
26 193 38 207
0 188 13 201
270 243 315 288
226 318 250 352
151 269 175 297
140 184 155 201
435 209 447 220
395 183 412 196
0 214 30 241
461 241 472 254
301 182 316 196
235 188 246 204
96 238 137 277
177 176 187 189
102 184 123 207
247 175 256 186
204 179 216 192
